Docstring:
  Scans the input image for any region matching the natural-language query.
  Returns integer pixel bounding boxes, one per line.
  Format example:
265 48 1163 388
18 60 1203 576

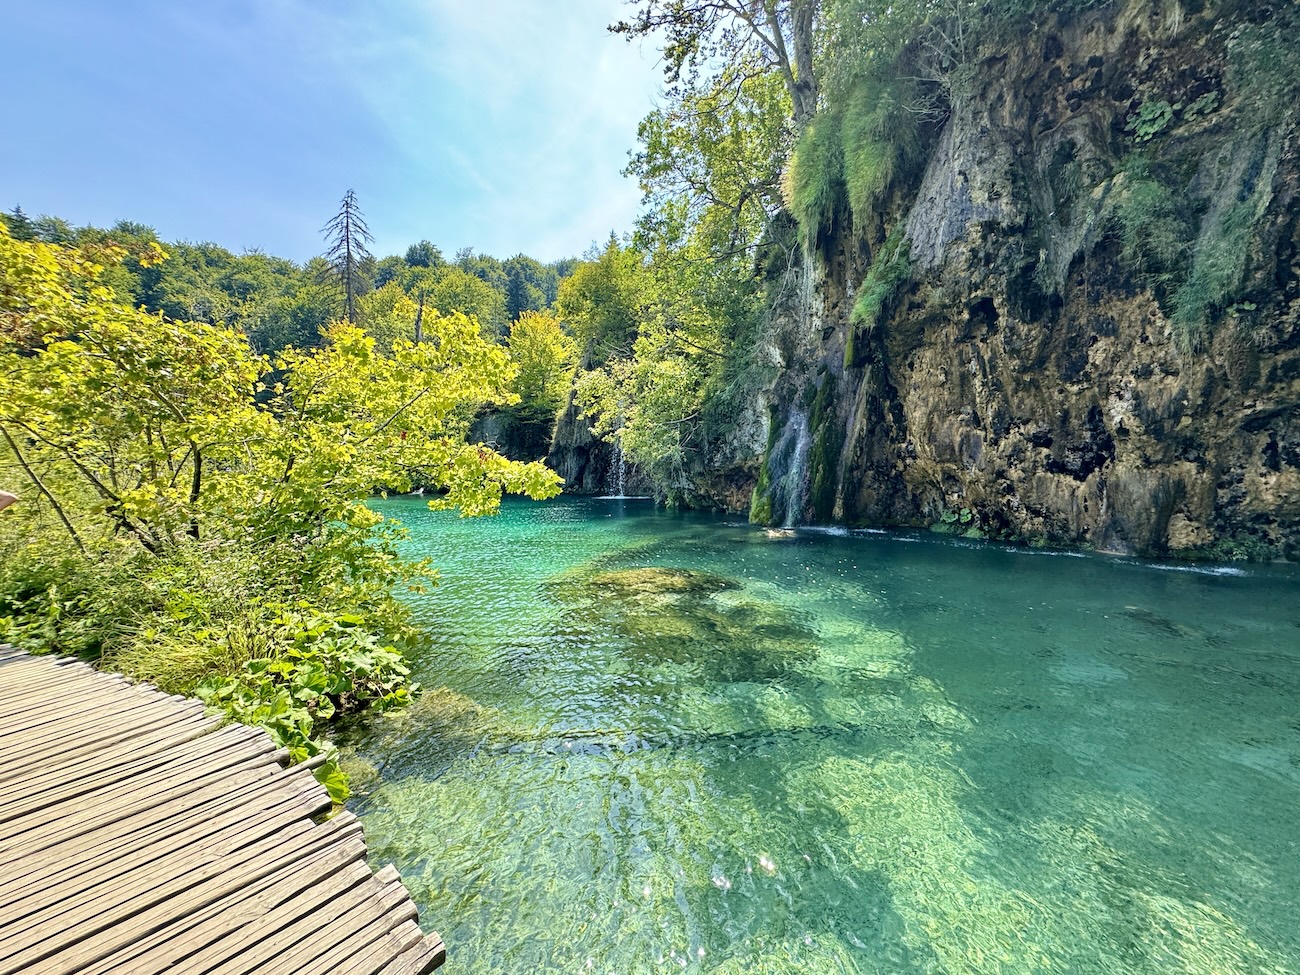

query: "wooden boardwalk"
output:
0 646 445 975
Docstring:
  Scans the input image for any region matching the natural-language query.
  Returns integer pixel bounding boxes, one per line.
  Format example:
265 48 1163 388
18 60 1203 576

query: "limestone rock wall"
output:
763 0 1300 558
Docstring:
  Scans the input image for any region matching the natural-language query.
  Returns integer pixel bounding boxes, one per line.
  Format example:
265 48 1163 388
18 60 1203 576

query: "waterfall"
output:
609 440 627 499
766 407 811 526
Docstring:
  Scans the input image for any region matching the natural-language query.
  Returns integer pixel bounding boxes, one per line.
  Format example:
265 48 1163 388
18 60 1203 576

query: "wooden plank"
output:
0 815 365 975
0 703 210 778
3 685 209 734
372 934 449 975
0 807 328 952
242 868 411 975
0 738 306 868
0 773 328 925
73 834 372 975
2 709 250 801
0 771 314 911
272 882 417 975
0 693 211 760
55 821 370 975
278 895 424 975
329 917 428 975
0 649 444 973
0 665 138 712
1 710 230 805
0 755 323 870
1 713 252 804
0 721 269 842
181 861 379 975
76 842 374 972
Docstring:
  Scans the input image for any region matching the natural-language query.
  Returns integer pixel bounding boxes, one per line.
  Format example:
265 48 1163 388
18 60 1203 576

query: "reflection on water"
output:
343 497 1300 974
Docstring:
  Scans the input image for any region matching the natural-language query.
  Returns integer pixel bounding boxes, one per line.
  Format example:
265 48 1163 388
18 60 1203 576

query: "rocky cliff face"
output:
751 0 1300 559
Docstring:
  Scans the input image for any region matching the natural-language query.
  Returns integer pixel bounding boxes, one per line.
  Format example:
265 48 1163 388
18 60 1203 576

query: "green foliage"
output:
507 311 578 424
845 224 912 366
749 461 775 524
423 266 507 339
556 237 645 364
575 320 710 495
629 68 793 266
786 115 845 250
503 254 558 320
0 226 563 798
1127 99 1176 142
197 610 417 802
1111 142 1277 350
1170 199 1257 348
842 81 919 226
930 506 982 537
787 73 921 252
356 281 420 350
1113 158 1189 279
1227 13 1300 127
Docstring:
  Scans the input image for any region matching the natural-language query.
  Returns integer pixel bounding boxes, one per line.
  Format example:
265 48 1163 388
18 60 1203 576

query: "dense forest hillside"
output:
555 0 1300 560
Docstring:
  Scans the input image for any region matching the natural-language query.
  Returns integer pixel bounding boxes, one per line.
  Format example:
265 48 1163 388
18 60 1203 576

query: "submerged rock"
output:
549 565 820 682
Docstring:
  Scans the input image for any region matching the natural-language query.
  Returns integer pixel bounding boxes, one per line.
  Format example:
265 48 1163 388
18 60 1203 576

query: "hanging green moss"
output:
841 80 919 231
1113 157 1190 279
787 74 922 254
845 224 912 368
787 115 845 251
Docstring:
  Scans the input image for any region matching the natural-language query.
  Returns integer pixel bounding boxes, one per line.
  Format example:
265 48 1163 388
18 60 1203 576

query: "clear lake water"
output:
342 496 1300 975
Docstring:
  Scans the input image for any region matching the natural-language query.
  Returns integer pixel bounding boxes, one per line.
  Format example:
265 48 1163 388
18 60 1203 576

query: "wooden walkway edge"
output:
0 646 445 975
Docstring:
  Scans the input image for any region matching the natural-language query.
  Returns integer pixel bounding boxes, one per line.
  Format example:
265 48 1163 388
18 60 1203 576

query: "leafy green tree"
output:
357 281 421 350
503 254 552 321
555 236 645 363
405 240 444 268
0 225 563 797
322 189 373 323
455 248 509 293
507 311 578 423
373 254 406 288
425 266 507 338
612 0 821 127
245 261 336 354
31 214 76 245
3 206 35 241
1 226 560 548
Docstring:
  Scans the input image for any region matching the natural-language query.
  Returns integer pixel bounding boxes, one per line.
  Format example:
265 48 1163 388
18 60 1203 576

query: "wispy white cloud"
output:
0 0 664 262
256 0 664 260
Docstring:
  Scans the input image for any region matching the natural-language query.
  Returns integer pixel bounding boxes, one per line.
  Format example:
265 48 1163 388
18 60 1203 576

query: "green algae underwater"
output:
340 497 1300 974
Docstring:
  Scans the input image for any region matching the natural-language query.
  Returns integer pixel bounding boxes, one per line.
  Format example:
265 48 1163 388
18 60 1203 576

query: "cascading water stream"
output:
599 440 627 499
765 407 811 526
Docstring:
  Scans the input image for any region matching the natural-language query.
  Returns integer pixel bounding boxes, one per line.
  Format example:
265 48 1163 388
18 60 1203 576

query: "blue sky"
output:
0 1 664 263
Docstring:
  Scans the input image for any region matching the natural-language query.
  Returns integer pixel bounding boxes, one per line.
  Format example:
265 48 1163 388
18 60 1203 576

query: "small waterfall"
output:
766 408 811 526
609 440 627 499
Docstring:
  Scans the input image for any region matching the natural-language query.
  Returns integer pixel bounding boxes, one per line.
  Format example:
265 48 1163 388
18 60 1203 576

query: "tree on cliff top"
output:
613 0 821 127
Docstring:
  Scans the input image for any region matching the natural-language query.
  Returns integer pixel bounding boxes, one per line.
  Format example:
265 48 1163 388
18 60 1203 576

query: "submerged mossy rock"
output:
583 567 738 600
549 565 820 682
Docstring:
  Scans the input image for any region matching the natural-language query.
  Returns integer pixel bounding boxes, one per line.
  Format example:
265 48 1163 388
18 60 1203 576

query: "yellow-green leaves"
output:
508 311 578 420
0 223 562 552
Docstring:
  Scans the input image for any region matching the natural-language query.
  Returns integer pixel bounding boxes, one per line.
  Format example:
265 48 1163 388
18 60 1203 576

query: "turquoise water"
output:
344 497 1300 974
